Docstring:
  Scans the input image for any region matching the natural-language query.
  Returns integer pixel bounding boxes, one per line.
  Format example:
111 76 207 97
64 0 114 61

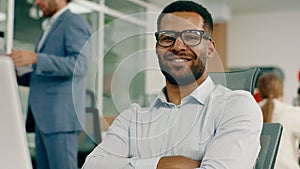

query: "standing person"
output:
297 87 300 106
298 70 300 106
83 1 262 169
8 0 91 168
258 73 300 169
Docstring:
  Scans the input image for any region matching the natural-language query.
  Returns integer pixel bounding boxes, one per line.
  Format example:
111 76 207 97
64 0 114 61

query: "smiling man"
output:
82 1 262 169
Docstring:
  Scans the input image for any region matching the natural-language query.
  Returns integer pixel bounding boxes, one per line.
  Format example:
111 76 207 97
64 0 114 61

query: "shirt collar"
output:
154 76 216 106
189 76 216 105
157 87 168 103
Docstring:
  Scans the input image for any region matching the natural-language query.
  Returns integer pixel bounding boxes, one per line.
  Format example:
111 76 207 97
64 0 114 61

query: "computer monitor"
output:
0 56 33 169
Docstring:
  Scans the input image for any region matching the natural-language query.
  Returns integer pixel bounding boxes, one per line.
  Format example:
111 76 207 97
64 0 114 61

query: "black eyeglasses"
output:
155 29 211 47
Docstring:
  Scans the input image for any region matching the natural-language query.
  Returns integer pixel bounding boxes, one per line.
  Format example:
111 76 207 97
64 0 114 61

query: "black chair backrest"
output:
255 123 283 169
86 89 96 108
209 67 260 95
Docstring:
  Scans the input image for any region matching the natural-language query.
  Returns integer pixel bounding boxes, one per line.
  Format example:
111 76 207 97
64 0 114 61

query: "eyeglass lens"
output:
157 30 203 47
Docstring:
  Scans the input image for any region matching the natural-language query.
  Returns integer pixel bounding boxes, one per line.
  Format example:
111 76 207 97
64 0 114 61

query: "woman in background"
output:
258 73 300 169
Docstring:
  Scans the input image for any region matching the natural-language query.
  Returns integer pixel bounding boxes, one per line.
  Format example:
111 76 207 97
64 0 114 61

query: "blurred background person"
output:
293 69 300 106
295 87 300 106
298 87 300 106
8 0 91 168
258 73 300 169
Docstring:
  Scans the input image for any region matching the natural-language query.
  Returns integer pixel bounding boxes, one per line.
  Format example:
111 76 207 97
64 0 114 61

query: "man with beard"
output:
83 1 262 169
8 0 91 168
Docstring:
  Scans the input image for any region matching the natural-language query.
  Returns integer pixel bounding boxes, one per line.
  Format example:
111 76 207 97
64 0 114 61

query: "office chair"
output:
229 66 285 86
86 89 96 108
209 68 283 168
78 90 102 168
255 123 283 169
208 67 260 95
145 67 260 106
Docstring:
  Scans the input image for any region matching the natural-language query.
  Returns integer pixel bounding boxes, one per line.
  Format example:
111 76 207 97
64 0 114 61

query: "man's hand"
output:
157 156 200 169
7 49 37 68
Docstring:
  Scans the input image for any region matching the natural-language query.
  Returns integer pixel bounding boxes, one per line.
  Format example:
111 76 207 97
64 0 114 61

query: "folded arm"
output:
157 156 200 169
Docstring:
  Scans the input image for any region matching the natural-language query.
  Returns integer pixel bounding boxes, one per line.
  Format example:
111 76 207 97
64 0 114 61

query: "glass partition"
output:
80 10 100 108
102 14 146 117
105 0 146 20
8 0 155 134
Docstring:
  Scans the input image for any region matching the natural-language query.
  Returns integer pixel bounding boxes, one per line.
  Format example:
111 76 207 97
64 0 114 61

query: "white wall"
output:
228 10 300 104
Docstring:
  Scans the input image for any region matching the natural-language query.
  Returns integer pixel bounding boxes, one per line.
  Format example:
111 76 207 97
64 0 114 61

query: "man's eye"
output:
185 35 199 41
161 36 175 42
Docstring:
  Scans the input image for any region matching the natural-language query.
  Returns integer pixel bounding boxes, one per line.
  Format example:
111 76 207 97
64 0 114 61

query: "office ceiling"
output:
150 0 300 15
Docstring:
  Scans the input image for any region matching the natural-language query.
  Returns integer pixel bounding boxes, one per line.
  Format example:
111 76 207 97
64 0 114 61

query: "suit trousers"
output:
35 126 79 169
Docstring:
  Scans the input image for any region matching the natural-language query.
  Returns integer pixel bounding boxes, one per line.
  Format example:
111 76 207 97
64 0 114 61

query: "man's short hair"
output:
157 1 214 34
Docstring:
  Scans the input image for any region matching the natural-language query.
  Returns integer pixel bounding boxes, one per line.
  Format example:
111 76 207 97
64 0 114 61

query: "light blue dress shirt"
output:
83 77 263 169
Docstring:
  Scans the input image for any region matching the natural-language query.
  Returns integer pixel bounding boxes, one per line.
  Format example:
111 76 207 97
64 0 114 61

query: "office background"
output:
0 0 299 117
228 9 300 106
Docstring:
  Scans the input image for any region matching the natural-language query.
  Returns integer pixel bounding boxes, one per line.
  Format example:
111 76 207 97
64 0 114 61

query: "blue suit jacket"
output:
20 9 91 134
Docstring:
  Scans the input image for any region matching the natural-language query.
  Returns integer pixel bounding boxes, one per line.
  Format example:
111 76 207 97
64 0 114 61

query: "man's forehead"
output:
160 12 205 30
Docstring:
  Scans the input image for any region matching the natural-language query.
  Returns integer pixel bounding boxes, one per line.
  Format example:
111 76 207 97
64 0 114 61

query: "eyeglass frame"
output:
155 29 212 47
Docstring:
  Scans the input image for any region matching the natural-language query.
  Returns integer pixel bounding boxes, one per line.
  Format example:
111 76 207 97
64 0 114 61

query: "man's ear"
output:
207 40 216 59
155 42 159 55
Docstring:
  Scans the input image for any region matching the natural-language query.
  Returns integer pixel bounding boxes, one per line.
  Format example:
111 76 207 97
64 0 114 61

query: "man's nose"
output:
171 36 187 51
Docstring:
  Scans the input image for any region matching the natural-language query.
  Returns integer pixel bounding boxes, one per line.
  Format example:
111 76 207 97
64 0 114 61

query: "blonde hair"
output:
257 73 283 123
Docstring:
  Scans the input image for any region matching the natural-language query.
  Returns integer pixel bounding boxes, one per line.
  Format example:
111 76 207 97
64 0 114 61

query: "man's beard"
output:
159 58 206 86
43 1 58 17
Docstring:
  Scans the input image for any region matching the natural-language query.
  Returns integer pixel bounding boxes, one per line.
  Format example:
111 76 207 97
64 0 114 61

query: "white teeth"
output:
173 59 185 62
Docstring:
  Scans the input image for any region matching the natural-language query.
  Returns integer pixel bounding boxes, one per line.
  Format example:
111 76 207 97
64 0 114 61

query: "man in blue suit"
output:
8 0 91 168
